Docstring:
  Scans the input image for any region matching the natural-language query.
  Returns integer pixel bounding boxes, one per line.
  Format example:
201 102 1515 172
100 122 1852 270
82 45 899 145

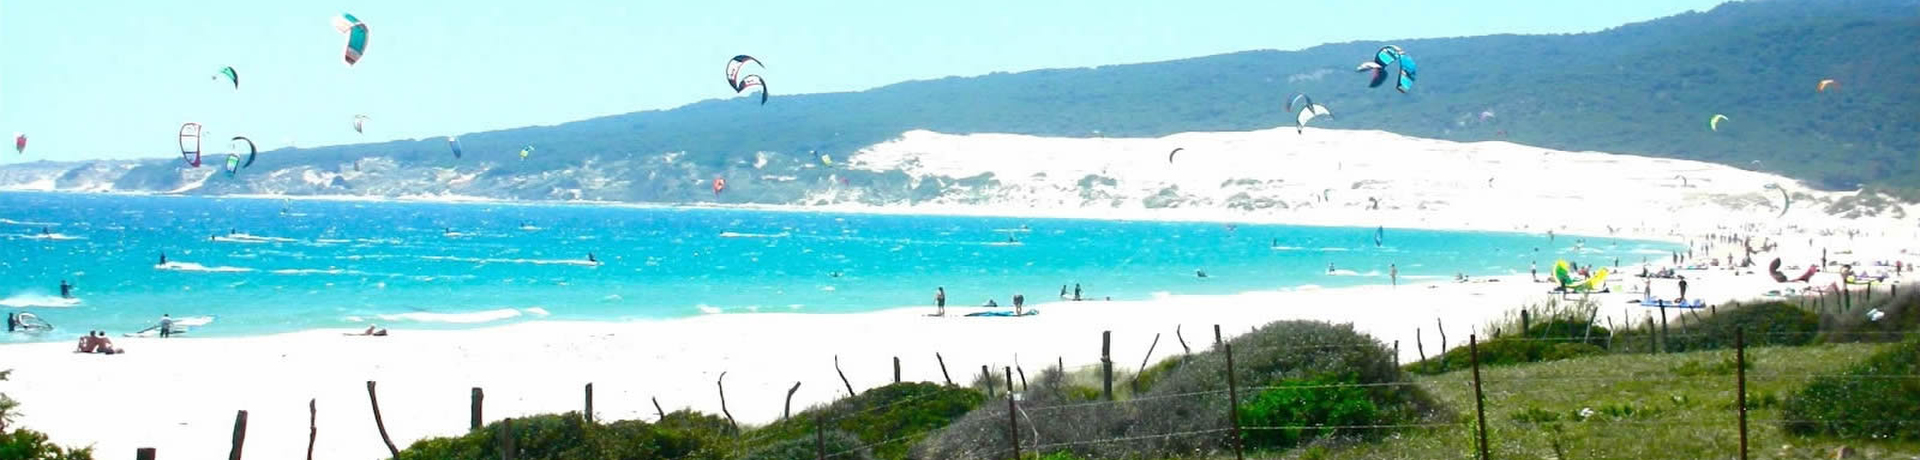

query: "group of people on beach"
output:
931 286 1032 317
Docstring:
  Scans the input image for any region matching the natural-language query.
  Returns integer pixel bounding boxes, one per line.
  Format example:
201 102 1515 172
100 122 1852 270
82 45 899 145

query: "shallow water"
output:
0 192 1676 341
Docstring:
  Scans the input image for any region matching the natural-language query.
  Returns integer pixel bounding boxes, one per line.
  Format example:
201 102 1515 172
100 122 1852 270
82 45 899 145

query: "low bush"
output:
0 429 95 460
398 411 732 460
1406 336 1605 375
741 430 869 460
748 382 983 460
1237 373 1382 449
1669 301 1819 350
917 320 1442 459
1781 338 1920 441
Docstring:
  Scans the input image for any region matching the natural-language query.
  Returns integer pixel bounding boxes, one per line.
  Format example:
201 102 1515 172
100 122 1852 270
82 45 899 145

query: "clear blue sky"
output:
1 0 1732 162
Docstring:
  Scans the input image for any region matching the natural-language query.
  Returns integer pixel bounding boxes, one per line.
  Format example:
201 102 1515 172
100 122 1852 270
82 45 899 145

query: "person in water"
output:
6 312 16 333
59 280 72 299
1389 264 1398 287
1195 269 1209 279
587 252 598 264
40 227 50 235
934 287 946 317
158 314 174 338
1073 284 1082 301
158 252 167 266
1327 262 1336 274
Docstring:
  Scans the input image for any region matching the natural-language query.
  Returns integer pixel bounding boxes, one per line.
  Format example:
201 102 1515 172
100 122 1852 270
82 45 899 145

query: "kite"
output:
224 154 241 177
725 55 763 91
1167 147 1184 163
712 177 727 196
1374 226 1384 247
736 75 768 105
1357 45 1416 93
232 136 258 168
353 115 368 134
331 13 370 66
448 136 463 159
1817 79 1837 92
1674 175 1689 187
519 145 534 161
13 134 23 154
1764 183 1790 217
214 66 238 90
179 123 204 167
819 153 833 167
1295 102 1333 134
1709 114 1729 132
1285 93 1312 113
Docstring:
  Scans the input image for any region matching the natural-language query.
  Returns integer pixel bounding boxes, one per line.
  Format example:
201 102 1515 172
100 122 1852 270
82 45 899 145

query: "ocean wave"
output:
14 233 83 241
269 268 375 276
1327 269 1380 277
1269 246 1307 251
0 218 58 227
373 307 545 324
697 304 723 314
156 262 254 273
0 294 81 308
1318 247 1351 252
720 231 791 239
1629 248 1670 255
215 233 297 244
420 255 602 267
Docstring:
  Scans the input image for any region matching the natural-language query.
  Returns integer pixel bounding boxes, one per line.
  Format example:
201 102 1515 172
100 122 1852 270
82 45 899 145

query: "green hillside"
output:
124 0 1920 197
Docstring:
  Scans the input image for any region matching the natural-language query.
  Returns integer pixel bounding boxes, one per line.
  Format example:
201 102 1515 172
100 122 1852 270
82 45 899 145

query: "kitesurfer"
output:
59 280 72 299
587 252 599 264
158 252 168 266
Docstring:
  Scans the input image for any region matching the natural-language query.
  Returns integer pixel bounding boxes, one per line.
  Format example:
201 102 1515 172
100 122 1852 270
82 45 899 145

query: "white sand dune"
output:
3 128 1917 460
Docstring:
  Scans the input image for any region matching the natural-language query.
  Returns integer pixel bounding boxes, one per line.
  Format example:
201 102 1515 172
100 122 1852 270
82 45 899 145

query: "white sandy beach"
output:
4 128 1918 459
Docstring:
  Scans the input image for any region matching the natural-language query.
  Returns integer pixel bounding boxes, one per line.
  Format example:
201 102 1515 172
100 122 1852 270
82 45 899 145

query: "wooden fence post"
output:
1470 336 1490 460
1736 329 1749 460
1101 331 1114 401
136 448 156 460
367 381 400 459
815 413 827 460
784 382 803 421
936 352 953 386
307 399 317 460
717 372 738 435
982 365 994 398
651 397 666 421
228 410 248 460
1393 340 1400 365
1225 342 1244 460
500 417 516 460
834 355 856 396
1416 328 1427 362
584 383 595 424
1213 324 1223 347
1646 317 1657 354
1133 333 1161 392
1521 309 1531 335
1176 324 1192 355
471 387 484 431
1658 305 1670 353
893 356 902 384
1006 367 1020 460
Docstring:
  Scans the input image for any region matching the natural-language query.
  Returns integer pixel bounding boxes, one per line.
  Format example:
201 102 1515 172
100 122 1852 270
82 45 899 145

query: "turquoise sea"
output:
1 192 1678 342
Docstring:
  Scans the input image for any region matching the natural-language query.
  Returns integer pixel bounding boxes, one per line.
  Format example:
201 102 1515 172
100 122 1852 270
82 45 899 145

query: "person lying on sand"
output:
345 325 389 336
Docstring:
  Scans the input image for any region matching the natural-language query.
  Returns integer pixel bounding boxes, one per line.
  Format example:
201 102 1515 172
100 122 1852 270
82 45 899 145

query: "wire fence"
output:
126 308 1915 460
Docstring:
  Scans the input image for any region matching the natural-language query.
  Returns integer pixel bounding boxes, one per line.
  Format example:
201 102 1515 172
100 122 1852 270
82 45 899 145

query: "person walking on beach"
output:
59 280 72 299
934 288 946 317
1389 264 1398 287
1073 284 1082 301
158 314 174 338
1677 278 1689 302
1530 261 1538 282
1013 294 1025 316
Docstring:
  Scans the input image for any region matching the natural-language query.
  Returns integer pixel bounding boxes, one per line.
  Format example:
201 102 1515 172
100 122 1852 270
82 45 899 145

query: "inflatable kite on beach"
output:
332 13 370 66
179 123 204 167
1356 46 1417 93
1763 183 1790 217
13 134 23 154
448 136 463 159
232 136 257 168
1817 79 1837 92
725 55 763 91
1295 101 1334 134
1674 175 1689 187
213 66 239 90
353 115 368 134
1552 260 1610 293
712 177 727 196
1709 114 1729 132
1167 148 1184 163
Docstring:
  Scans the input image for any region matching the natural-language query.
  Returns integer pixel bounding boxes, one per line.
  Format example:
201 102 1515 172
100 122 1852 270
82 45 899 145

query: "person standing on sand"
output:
1073 284 1082 301
1389 264 1398 287
1013 294 1025 316
1530 261 1538 282
158 314 174 338
934 288 946 317
1677 278 1689 302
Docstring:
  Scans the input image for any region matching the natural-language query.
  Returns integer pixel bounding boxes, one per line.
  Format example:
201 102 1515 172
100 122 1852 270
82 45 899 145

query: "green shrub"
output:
1406 336 1605 375
1817 290 1919 343
748 382 983 460
1782 338 1920 440
742 430 869 460
918 321 1442 459
0 429 95 460
1237 373 1382 449
398 412 730 460
1669 301 1818 351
